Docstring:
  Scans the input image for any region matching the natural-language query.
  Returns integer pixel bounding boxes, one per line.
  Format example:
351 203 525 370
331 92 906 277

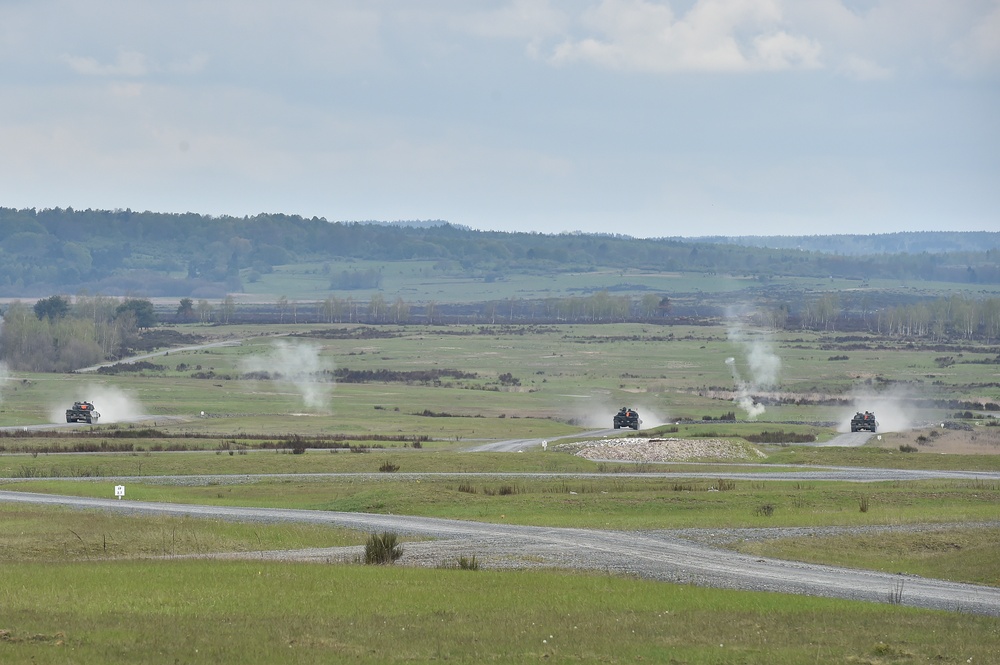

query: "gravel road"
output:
3 488 999 617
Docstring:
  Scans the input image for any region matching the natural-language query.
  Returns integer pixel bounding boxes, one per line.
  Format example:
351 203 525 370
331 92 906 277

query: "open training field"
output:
3 321 999 435
1 321 999 663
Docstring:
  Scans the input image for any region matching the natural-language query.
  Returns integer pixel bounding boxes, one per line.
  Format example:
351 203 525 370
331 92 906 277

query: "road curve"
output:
465 429 616 452
2 489 998 617
75 338 245 373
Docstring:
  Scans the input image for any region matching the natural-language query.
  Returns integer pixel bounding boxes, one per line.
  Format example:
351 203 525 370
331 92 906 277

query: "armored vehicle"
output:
613 407 640 430
66 401 100 424
850 411 877 433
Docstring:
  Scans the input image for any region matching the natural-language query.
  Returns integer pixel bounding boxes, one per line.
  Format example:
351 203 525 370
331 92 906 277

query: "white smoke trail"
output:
0 361 10 406
0 312 8 405
725 356 765 419
241 339 334 412
725 307 782 419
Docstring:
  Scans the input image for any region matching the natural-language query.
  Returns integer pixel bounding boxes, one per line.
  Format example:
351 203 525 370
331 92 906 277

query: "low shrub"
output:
754 504 775 517
364 532 403 565
457 555 480 570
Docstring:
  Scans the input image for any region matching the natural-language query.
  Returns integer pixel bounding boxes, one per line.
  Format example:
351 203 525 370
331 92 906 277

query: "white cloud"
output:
64 50 149 77
838 53 892 80
0 1 995 237
784 0 1000 78
950 1 1000 75
535 0 1000 77
547 0 821 72
456 0 567 40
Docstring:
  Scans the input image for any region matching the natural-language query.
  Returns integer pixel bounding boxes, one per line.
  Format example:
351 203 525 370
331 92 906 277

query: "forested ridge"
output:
1 207 998 297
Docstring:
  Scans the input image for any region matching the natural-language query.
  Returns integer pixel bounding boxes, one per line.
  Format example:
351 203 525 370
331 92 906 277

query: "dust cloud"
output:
49 384 147 424
837 388 920 433
725 308 782 420
240 339 334 412
569 397 670 430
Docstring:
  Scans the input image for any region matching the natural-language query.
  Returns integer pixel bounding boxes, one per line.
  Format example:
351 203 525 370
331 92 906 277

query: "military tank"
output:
66 401 100 424
613 407 640 430
850 411 877 433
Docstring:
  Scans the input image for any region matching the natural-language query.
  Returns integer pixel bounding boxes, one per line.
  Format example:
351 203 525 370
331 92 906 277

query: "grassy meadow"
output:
4 558 999 665
3 322 998 433
2 321 999 663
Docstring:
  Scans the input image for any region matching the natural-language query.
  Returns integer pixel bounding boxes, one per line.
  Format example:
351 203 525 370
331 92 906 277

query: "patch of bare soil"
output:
873 426 1000 455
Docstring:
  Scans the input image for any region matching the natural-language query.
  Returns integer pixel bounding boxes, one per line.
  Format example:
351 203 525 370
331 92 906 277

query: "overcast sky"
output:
1 1 996 238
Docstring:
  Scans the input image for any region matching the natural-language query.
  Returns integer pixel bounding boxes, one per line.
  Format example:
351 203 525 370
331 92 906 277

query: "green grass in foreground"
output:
729 527 1000 587
0 503 367 562
1 560 997 664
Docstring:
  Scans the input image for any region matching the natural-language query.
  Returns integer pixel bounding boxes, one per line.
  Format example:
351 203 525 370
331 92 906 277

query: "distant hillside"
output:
679 232 1000 256
1 207 998 298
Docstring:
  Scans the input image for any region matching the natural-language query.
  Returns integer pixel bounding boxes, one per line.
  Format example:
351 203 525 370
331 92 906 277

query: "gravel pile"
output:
557 436 767 462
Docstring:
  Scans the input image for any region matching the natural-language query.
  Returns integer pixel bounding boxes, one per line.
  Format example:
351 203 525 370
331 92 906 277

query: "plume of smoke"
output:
0 361 10 405
725 357 765 419
241 339 334 412
49 384 146 424
0 312 8 405
725 307 782 419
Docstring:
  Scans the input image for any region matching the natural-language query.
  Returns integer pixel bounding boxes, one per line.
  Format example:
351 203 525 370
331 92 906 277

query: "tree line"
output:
196 290 1000 343
1 207 997 297
0 296 155 372
3 289 999 374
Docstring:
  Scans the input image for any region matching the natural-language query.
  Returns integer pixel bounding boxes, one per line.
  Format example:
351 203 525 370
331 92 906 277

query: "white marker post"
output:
542 440 548 452
115 485 125 500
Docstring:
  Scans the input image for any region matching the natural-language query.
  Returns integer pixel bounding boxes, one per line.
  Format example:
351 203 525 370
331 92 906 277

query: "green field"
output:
1 321 999 663
3 322 997 433
238 258 1000 305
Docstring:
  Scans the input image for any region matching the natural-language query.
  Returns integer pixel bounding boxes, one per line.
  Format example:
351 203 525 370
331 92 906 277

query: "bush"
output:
379 460 400 473
364 532 403 565
457 555 480 570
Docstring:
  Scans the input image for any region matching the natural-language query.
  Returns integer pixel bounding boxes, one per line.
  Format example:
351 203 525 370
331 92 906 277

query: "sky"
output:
0 0 997 239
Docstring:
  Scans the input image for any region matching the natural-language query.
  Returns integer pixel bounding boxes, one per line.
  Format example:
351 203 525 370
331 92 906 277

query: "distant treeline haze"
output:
1 207 998 297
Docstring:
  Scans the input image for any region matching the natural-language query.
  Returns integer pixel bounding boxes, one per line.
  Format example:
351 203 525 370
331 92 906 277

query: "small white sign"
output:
115 485 125 499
